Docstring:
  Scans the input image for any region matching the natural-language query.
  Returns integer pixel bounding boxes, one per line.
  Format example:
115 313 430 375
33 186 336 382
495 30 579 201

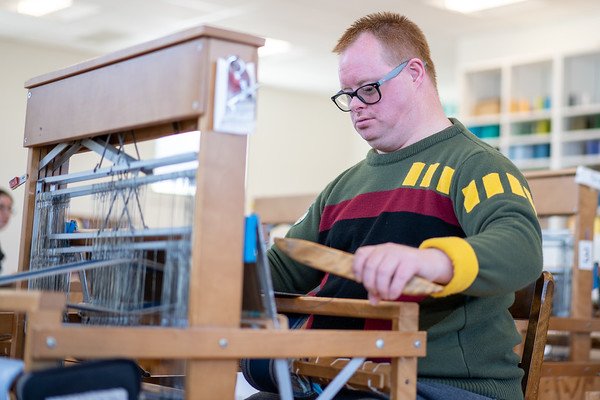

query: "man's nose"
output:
349 95 365 112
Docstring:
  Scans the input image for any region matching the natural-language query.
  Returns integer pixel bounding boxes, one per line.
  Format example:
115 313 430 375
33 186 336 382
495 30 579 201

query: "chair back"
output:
509 271 554 400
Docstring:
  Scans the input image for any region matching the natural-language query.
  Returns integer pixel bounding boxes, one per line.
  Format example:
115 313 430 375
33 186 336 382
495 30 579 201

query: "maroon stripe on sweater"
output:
319 187 458 233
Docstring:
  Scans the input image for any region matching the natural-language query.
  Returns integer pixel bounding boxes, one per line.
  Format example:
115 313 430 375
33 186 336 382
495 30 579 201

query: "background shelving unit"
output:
460 49 600 171
507 60 553 170
460 66 502 152
561 51 600 168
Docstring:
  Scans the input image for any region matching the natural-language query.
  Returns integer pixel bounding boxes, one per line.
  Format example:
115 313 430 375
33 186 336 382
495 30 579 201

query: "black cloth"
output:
16 359 141 399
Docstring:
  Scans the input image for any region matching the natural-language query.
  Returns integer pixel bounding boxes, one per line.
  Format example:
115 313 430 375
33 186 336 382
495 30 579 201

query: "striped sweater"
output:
268 118 542 400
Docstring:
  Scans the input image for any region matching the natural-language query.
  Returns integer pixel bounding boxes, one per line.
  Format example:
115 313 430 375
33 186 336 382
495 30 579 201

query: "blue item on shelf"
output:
585 140 600 155
533 144 550 158
544 96 551 109
510 145 534 160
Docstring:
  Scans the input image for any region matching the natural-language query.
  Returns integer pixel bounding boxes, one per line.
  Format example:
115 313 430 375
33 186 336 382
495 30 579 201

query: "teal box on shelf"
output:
469 126 482 137
469 125 500 139
482 125 500 138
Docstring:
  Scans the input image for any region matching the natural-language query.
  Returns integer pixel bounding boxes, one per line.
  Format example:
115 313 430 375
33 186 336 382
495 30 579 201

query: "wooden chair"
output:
509 271 555 400
1 312 14 356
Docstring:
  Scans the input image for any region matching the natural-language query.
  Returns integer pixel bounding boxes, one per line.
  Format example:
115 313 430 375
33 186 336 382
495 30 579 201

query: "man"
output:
252 12 542 400
0 189 14 274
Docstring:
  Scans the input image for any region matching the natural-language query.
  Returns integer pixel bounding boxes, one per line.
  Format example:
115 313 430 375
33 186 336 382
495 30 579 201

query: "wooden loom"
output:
1 25 427 399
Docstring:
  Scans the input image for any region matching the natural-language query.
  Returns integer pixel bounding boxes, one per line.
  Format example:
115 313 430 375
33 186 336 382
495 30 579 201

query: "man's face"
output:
0 195 13 229
338 33 415 152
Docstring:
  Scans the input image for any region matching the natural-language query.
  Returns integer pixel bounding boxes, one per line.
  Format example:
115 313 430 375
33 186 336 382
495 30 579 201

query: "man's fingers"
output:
388 270 411 300
374 253 397 300
368 292 381 305
356 246 383 290
353 246 375 283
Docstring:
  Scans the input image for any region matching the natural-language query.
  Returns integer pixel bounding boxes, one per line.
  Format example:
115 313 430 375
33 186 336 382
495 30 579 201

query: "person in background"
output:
0 189 14 274
247 11 542 400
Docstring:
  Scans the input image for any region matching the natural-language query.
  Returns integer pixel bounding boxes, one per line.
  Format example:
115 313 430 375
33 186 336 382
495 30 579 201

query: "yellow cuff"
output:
419 237 479 297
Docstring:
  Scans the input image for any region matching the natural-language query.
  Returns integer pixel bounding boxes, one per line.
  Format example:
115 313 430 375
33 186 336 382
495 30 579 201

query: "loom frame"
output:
6 25 426 399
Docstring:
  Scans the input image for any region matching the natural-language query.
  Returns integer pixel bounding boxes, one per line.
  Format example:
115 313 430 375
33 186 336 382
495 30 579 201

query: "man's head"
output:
333 12 436 88
332 12 443 152
0 189 13 230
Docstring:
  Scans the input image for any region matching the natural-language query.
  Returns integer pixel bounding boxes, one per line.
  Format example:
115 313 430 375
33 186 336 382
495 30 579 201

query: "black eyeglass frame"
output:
330 60 411 112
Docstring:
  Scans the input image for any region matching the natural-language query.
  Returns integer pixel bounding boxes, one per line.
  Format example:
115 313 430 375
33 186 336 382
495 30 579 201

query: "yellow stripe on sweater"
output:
403 162 426 186
436 166 454 195
462 180 480 213
523 187 537 214
419 163 440 188
506 173 526 197
419 237 479 297
482 172 504 198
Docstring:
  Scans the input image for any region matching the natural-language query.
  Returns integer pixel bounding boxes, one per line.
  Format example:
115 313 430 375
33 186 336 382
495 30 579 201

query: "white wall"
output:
0 38 97 276
457 13 600 69
247 85 367 200
0 38 360 276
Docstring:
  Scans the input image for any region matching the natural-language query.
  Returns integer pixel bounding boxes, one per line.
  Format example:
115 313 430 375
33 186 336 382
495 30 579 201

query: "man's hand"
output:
353 243 453 304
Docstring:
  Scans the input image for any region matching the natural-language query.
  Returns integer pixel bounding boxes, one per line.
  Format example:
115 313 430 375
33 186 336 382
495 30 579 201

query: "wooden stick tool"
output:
274 237 443 296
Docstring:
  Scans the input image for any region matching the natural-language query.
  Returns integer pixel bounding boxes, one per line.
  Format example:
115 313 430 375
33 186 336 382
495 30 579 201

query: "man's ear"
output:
407 58 426 85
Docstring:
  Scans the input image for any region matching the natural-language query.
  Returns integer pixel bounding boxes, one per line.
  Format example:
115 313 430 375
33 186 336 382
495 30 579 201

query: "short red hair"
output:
333 12 437 88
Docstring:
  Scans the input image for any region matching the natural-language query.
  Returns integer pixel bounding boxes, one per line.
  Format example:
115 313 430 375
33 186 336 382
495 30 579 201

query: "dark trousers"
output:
245 381 494 400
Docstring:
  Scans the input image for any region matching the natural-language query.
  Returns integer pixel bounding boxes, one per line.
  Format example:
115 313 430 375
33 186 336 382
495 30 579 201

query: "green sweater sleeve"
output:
267 197 325 294
451 151 542 295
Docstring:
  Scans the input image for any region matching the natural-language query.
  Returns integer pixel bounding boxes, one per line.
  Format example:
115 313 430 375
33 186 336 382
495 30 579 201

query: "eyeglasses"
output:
331 60 409 112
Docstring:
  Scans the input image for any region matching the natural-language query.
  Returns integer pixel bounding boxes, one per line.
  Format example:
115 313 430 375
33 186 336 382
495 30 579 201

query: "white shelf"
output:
507 110 552 123
560 154 600 168
562 104 600 117
461 114 501 126
562 128 600 142
461 48 600 170
512 157 552 170
509 134 552 145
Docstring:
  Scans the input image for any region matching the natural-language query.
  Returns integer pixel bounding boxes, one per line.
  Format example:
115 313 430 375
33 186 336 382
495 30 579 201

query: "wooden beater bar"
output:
274 237 444 295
